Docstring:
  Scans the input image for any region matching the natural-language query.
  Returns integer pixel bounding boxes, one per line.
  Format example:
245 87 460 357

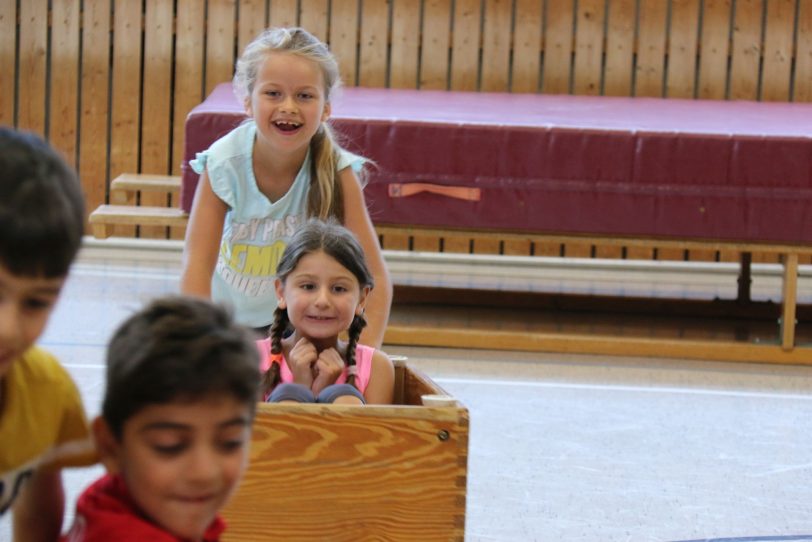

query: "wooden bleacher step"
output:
89 204 188 239
109 173 180 204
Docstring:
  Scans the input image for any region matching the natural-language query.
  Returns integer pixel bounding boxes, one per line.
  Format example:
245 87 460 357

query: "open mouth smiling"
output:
274 120 302 132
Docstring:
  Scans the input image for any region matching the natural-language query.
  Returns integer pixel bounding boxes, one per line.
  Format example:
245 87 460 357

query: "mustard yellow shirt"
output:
0 346 95 515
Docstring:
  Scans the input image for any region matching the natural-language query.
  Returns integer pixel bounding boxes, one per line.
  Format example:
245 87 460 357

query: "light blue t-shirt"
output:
190 120 364 327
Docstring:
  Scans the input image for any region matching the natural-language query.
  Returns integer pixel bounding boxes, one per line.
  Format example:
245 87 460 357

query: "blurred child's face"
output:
96 394 253 541
275 250 369 348
0 262 64 379
245 51 331 157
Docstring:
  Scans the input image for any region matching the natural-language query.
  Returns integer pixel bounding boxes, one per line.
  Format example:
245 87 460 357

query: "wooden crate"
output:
221 360 468 542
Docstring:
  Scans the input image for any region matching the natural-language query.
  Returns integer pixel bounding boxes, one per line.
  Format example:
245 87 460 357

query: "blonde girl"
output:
181 27 391 347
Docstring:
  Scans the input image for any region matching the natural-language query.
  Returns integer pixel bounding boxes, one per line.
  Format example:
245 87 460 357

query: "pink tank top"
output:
255 338 375 394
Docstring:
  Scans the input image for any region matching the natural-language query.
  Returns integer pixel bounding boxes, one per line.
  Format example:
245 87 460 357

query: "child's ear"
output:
356 285 371 315
244 96 253 118
322 101 331 122
92 416 123 475
274 278 286 309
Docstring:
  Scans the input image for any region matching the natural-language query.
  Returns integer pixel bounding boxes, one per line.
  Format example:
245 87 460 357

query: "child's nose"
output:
314 287 330 307
280 95 297 113
186 446 220 483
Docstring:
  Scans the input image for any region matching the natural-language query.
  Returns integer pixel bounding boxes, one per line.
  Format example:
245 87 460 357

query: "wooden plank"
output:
697 0 732 99
205 0 237 95
412 232 441 252
390 0 421 89
543 0 575 94
794 0 812 102
604 0 635 96
656 247 686 261
237 0 267 55
109 0 142 238
781 253 798 350
594 245 623 259
299 0 329 43
510 0 542 93
625 246 655 260
0 0 15 125
563 241 591 258
442 236 471 253
634 0 668 97
141 0 174 239
573 0 605 95
729 0 763 101
269 0 298 27
687 248 717 262
480 0 512 92
502 238 532 256
380 231 410 251
222 398 468 541
358 0 389 88
49 0 81 168
111 173 181 192
761 0 795 102
472 237 501 255
329 0 360 86
666 0 700 98
450 0 482 91
383 326 812 364
419 0 452 90
17 0 48 135
79 0 111 223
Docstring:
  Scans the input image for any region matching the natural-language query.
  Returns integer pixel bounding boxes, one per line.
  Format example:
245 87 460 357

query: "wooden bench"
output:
221 359 468 542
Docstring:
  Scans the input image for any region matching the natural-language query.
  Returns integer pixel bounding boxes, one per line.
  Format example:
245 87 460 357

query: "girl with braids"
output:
257 219 394 405
181 27 392 348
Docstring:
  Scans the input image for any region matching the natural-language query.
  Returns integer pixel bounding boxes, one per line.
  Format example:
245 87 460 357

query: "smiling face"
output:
0 262 64 379
96 394 253 541
275 250 369 349
245 51 331 159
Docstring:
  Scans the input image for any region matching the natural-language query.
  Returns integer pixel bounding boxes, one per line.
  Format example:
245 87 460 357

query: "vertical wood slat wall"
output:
3 0 812 242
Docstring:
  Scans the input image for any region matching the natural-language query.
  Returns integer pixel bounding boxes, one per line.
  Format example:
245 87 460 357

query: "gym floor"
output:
2 241 811 542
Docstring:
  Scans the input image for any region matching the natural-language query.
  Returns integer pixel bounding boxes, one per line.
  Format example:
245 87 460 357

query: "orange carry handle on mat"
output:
388 182 481 202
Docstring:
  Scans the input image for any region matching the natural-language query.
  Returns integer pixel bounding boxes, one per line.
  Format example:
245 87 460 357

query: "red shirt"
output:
62 474 226 542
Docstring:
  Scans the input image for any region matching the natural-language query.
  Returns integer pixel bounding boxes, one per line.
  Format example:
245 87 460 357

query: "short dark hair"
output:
0 127 85 277
103 296 261 439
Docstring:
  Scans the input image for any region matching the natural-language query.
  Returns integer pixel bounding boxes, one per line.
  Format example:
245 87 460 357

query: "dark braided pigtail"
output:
261 307 289 398
344 313 368 389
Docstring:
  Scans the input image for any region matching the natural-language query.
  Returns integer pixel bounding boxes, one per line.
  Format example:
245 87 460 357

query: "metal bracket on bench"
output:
388 183 481 201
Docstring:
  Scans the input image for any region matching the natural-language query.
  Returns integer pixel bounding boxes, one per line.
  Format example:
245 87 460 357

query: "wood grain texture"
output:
480 0 512 92
390 0 421 89
543 0 575 94
795 0 812 101
761 0 795 102
358 0 389 88
666 0 700 98
510 0 542 93
269 0 298 27
300 0 329 42
237 0 267 55
221 364 468 542
635 0 668 97
17 0 48 135
450 0 482 91
49 0 80 167
573 0 605 96
729 0 763 101
0 0 14 125
420 0 453 90
329 0 360 86
697 0 732 99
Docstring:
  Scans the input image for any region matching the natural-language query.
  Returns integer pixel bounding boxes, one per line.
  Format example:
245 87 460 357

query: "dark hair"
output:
263 219 373 397
0 127 85 278
103 296 261 439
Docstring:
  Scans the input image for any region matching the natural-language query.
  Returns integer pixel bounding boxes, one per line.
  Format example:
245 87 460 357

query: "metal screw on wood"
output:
437 430 450 441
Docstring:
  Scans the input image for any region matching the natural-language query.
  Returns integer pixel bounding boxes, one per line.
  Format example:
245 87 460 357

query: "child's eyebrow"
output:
139 416 249 433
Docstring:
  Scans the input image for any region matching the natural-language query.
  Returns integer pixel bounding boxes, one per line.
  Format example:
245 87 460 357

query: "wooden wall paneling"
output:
760 0 795 101
634 0 668 97
594 244 623 259
450 0 482 91
419 0 452 90
269 0 299 27
666 0 700 98
390 0 421 88
237 0 268 54
573 0 605 95
411 232 441 252
442 235 471 253
502 238 533 256
697 0 732 99
563 241 592 258
17 0 48 135
205 0 237 95
729 0 763 100
358 0 389 87
49 0 80 168
510 0 542 93
603 0 635 96
173 0 206 239
79 0 112 222
795 0 812 101
543 0 575 94
472 237 501 254
329 0 360 86
0 0 15 125
480 0 512 92
109 0 142 237
140 0 174 238
299 0 329 42
624 245 655 260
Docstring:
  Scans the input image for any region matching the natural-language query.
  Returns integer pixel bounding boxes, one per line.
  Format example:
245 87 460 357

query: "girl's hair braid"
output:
261 307 289 397
344 313 368 389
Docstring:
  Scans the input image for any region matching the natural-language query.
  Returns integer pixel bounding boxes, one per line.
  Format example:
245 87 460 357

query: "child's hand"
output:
288 337 318 387
311 347 345 396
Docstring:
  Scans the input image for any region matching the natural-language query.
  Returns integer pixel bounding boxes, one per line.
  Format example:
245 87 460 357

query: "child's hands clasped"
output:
288 337 345 395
